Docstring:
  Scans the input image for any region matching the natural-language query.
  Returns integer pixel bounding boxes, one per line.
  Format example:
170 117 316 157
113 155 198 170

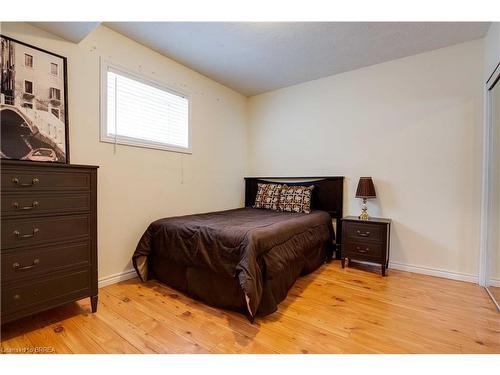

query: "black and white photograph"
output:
0 35 68 163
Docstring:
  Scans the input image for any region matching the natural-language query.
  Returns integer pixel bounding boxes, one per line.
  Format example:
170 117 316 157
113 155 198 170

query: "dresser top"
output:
342 215 391 224
1 160 98 169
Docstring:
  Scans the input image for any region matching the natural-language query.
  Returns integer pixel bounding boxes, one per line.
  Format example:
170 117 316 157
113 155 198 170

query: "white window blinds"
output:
104 67 190 152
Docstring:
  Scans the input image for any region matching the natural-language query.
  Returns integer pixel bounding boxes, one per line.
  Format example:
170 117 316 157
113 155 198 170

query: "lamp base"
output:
359 211 369 220
359 198 369 220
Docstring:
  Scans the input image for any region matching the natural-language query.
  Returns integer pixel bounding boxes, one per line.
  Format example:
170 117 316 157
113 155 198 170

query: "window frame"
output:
24 53 33 68
50 87 61 100
99 59 192 154
24 80 33 94
51 62 58 76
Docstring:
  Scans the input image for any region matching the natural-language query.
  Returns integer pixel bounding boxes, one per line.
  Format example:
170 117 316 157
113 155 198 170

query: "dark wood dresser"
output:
1 160 98 324
341 216 391 276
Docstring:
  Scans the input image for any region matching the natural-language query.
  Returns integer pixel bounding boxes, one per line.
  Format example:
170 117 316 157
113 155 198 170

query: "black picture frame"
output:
1 34 70 163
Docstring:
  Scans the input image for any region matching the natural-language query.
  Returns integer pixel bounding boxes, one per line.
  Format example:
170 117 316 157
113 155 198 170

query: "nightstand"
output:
341 216 391 276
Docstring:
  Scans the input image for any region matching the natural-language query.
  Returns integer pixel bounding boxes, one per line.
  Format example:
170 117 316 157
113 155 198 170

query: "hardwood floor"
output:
488 286 500 307
1 261 499 354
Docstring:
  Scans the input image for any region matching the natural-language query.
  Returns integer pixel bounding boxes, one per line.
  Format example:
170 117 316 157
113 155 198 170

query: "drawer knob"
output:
356 230 371 237
13 201 39 210
13 294 21 301
356 246 370 253
11 177 40 187
13 258 40 271
13 228 39 239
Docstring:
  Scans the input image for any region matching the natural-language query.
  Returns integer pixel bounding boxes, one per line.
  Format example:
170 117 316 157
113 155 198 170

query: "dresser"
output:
341 216 391 276
1 160 98 324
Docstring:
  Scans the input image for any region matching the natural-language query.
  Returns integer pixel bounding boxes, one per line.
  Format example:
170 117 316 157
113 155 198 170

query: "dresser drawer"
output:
1 169 90 192
1 192 91 217
344 221 385 243
344 240 383 259
1 269 90 316
1 241 90 283
1 214 90 249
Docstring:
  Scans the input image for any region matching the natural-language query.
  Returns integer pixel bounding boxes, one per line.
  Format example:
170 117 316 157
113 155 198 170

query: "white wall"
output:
248 40 484 280
1 23 248 283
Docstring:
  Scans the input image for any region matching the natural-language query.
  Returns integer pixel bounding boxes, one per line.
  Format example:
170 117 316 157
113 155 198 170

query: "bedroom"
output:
1 0 499 370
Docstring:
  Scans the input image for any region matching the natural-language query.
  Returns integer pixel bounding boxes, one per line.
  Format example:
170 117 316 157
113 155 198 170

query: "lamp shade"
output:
355 177 376 199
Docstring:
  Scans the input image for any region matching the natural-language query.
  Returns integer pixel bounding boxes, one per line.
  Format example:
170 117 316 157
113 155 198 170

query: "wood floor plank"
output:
100 289 212 353
96 292 169 354
39 312 106 354
105 282 277 353
2 261 499 354
21 313 73 354
488 286 500 306
0 318 38 354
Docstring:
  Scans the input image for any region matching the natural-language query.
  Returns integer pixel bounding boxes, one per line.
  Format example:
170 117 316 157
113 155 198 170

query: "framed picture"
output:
1 35 69 163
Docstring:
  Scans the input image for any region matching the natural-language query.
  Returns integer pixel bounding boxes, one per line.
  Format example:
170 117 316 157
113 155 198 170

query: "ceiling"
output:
32 22 100 43
32 22 490 96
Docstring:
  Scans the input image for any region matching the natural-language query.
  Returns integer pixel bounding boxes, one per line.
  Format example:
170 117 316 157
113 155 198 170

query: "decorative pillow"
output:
253 183 283 210
278 185 314 214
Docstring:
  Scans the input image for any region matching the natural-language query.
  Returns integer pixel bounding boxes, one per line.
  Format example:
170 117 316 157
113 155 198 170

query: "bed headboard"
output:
244 176 345 258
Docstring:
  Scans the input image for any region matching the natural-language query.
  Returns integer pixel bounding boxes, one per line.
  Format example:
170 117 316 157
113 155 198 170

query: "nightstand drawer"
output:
344 241 383 259
344 221 385 243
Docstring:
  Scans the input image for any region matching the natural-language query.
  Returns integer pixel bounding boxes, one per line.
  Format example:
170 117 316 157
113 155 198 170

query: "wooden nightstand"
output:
341 216 391 276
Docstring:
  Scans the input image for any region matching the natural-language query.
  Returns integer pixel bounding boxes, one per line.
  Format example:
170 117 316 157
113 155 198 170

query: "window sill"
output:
100 135 192 154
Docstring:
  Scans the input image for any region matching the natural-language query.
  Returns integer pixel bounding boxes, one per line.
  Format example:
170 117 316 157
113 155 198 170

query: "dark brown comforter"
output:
133 207 334 318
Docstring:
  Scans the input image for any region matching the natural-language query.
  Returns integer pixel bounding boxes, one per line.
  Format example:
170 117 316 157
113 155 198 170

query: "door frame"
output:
479 61 500 287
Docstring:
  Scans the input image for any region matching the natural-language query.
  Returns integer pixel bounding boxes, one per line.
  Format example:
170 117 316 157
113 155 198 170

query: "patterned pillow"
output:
278 185 314 214
253 183 283 210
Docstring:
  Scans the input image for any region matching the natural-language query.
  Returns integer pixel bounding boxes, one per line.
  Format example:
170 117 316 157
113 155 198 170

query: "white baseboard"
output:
389 261 478 283
98 268 137 288
97 263 485 289
488 278 500 287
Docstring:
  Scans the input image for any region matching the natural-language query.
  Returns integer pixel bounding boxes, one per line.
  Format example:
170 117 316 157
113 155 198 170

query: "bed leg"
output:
245 313 256 324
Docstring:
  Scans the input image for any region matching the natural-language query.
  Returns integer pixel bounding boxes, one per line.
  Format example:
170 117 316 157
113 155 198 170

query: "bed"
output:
132 176 344 320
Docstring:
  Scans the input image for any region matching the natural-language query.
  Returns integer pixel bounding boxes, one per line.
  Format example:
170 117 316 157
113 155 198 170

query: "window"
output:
50 87 61 100
22 102 33 109
100 62 190 153
51 63 58 75
51 108 59 118
24 80 33 94
25 54 33 67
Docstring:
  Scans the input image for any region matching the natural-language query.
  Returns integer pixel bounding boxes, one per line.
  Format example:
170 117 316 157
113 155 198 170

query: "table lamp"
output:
356 177 376 220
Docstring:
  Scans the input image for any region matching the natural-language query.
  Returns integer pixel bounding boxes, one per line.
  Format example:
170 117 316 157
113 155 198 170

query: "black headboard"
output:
244 176 345 258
